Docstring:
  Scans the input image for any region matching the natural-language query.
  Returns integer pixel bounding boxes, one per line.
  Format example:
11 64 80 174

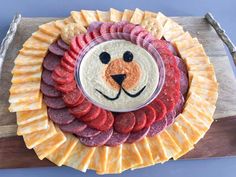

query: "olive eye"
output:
99 52 111 64
123 51 133 62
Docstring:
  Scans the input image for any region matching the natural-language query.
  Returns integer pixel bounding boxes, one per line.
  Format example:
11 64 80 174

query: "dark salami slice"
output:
48 108 75 124
63 88 82 106
75 126 101 138
59 120 87 133
180 71 189 95
40 81 61 97
69 100 92 118
63 52 76 67
130 26 144 39
142 105 156 127
158 94 175 113
166 41 178 56
80 105 101 122
147 118 167 137
70 37 81 54
42 69 55 86
43 96 66 109
143 33 155 48
55 80 77 93
49 42 65 56
43 52 61 71
79 128 113 147
122 23 136 40
126 127 150 144
76 34 87 49
151 98 167 121
57 39 69 50
87 22 103 32
166 109 176 126
105 131 130 146
175 56 188 74
114 112 136 134
97 111 114 131
175 93 185 115
87 110 107 129
132 109 147 132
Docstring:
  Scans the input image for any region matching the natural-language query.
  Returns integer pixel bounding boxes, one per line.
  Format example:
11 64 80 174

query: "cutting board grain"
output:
0 16 236 168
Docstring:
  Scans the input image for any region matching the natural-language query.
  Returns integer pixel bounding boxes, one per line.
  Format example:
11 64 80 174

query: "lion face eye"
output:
99 52 111 64
123 51 133 62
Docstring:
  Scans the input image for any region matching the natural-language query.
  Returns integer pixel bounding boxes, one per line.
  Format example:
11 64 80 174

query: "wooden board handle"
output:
205 12 236 66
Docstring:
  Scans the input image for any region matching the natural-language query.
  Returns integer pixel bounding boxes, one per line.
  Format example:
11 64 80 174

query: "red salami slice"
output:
54 65 73 77
130 26 144 41
166 109 176 126
97 111 114 131
134 31 148 46
126 127 150 144
84 32 93 44
150 39 168 50
52 68 74 84
76 34 87 49
79 128 113 147
68 49 78 59
143 33 155 48
42 69 55 86
75 126 101 138
69 100 92 118
62 88 82 106
122 23 136 40
80 105 101 122
70 37 81 54
40 81 61 97
55 80 77 93
158 94 175 113
61 59 75 72
49 42 65 56
132 109 147 132
87 109 107 129
180 70 189 95
159 48 177 67
171 88 180 104
100 22 113 40
142 105 156 127
91 29 101 40
117 21 128 38
48 108 75 125
114 112 135 134
110 23 119 38
175 93 185 115
147 118 167 137
63 52 76 67
59 120 87 133
150 99 167 121
43 96 66 109
57 39 69 50
43 52 61 71
105 131 130 146
87 22 103 32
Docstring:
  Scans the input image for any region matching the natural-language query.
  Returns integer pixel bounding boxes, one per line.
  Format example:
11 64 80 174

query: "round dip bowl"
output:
75 33 165 112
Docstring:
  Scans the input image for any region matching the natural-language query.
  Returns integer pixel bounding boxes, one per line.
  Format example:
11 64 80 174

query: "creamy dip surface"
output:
78 39 159 112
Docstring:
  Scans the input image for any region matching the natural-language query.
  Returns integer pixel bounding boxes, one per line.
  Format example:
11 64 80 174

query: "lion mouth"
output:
95 85 146 101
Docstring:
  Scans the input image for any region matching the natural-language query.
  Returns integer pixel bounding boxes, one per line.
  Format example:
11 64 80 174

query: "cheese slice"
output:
17 114 48 135
163 19 183 33
172 32 192 44
32 30 56 44
132 137 154 169
70 11 87 27
14 54 44 66
189 70 217 82
97 145 122 174
121 143 143 171
96 10 110 22
47 133 78 166
88 146 108 172
164 28 185 42
174 37 198 52
55 19 67 31
39 21 61 37
81 10 98 24
23 37 50 50
188 64 214 72
34 127 66 160
23 120 56 149
12 64 42 74
185 56 210 65
19 48 47 58
130 8 144 24
159 129 181 159
64 16 75 24
11 71 42 84
10 81 40 94
190 75 218 91
110 8 123 22
180 44 207 58
122 9 134 22
9 93 42 112
144 11 158 19
166 122 194 160
64 142 95 172
9 90 40 104
156 12 168 26
147 135 168 163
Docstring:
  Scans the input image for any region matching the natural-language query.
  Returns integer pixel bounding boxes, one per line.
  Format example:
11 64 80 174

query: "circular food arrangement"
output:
9 8 219 174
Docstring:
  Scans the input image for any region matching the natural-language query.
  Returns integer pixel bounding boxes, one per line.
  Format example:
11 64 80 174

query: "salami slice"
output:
91 29 101 40
180 70 189 95
109 23 119 38
70 37 81 54
166 109 176 126
147 118 167 137
175 93 185 115
87 22 103 32
48 108 75 125
63 52 76 67
52 68 74 84
43 52 61 71
54 65 74 78
142 105 156 127
132 109 147 132
134 31 148 46
42 69 55 86
126 127 150 144
55 80 77 93
40 81 61 97
76 34 87 49
175 56 188 74
84 32 93 44
63 88 82 106
69 100 92 118
130 26 144 41
57 39 69 50
166 41 178 56
59 119 87 133
61 59 74 72
105 131 130 146
158 94 175 113
87 109 107 129
49 42 65 56
100 22 113 40
97 111 114 131
75 126 101 138
80 105 101 122
150 99 167 121
68 49 78 59
114 112 135 134
79 128 113 147
43 96 66 109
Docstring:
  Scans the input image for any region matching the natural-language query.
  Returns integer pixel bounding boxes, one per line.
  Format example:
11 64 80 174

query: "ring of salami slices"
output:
9 9 218 174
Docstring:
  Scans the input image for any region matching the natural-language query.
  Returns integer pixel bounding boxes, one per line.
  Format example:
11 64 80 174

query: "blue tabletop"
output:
1 0 236 177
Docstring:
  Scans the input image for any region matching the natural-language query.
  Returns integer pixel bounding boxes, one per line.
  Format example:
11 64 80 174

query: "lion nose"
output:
111 74 126 85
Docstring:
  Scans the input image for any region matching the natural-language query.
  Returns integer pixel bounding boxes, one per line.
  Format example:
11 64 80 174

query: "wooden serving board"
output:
0 16 236 169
